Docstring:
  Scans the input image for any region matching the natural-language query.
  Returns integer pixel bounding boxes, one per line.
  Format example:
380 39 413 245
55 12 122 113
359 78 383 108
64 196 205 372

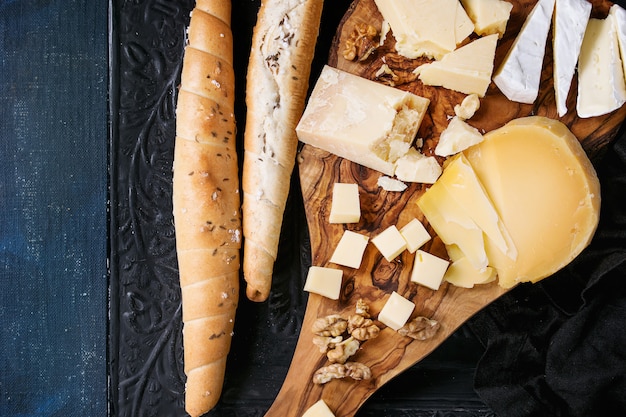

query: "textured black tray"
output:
107 1 494 416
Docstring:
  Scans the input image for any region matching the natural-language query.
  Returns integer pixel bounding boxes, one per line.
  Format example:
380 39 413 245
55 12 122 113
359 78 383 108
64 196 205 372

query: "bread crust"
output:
172 2 240 415
242 0 325 302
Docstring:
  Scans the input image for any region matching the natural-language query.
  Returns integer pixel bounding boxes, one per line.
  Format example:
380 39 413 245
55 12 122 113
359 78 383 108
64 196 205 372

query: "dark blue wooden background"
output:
0 0 109 415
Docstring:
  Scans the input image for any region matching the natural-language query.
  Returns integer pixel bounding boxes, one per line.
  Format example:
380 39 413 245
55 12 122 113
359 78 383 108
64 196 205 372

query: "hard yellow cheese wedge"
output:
463 116 600 288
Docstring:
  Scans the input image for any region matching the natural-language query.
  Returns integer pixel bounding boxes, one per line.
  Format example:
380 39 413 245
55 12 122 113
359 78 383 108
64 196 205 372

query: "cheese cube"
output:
399 218 431 253
378 291 415 331
394 148 442 184
415 34 499 97
371 225 407 262
434 116 484 157
329 230 369 269
493 0 555 103
329 183 360 223
302 399 335 417
296 66 430 176
444 257 496 288
410 250 450 291
374 0 473 59
460 0 513 38
577 17 626 118
304 266 343 300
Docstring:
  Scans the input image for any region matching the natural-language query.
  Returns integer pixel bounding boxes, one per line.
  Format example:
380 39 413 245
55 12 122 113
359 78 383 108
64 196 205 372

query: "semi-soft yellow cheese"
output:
378 291 415 331
463 116 601 288
399 218 431 253
296 65 430 176
304 266 343 300
414 34 499 97
374 0 473 59
329 183 360 224
371 225 407 262
410 250 450 291
444 257 496 288
302 399 335 417
329 230 370 269
577 17 626 118
460 0 513 38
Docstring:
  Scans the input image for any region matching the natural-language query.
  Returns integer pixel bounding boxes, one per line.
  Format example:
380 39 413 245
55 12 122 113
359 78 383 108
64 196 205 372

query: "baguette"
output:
242 0 325 302
172 1 240 415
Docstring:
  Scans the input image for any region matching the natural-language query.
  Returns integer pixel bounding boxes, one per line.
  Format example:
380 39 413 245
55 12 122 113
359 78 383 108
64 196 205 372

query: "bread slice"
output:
242 0 324 302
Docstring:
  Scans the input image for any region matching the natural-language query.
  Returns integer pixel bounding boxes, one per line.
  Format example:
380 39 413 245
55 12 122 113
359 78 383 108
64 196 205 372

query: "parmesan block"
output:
410 250 450 291
454 93 481 120
374 0 473 59
552 0 591 117
414 34 499 97
577 17 626 118
329 183 360 224
399 218 431 253
371 225 407 262
329 230 369 269
302 399 335 417
460 0 513 38
463 116 601 288
296 66 430 176
378 291 415 331
304 266 343 300
493 0 555 104
434 116 484 156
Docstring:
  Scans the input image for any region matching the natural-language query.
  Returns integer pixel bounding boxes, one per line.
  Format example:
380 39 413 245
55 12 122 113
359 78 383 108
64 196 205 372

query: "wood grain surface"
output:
265 1 626 416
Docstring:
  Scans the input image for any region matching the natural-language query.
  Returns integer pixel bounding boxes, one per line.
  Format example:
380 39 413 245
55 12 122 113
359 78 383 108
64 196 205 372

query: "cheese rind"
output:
378 291 415 331
415 34 499 97
296 66 430 176
304 266 343 300
372 225 407 262
374 0 473 59
463 116 601 288
329 230 370 269
611 4 626 80
329 183 360 224
460 0 513 38
493 0 555 104
553 0 591 117
577 17 626 118
410 250 450 291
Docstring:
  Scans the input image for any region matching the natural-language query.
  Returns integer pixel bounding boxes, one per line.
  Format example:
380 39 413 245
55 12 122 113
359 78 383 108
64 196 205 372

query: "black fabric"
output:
469 131 626 417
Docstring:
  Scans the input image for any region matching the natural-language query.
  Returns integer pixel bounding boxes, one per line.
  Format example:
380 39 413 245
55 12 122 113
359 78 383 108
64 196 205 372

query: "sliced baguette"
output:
242 0 325 302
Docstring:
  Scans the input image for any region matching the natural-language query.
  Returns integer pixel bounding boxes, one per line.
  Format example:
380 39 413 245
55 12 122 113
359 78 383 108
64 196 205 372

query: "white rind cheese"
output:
553 0 591 117
611 4 626 79
415 34 499 97
577 17 626 118
493 0 555 104
296 66 430 176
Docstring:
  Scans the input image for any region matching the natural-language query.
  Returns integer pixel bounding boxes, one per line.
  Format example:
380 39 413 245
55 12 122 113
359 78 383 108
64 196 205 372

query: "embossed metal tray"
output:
107 0 510 415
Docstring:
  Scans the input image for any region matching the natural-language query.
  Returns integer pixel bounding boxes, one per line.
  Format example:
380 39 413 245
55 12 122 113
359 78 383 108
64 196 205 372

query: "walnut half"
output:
397 316 441 340
343 23 379 62
312 362 372 385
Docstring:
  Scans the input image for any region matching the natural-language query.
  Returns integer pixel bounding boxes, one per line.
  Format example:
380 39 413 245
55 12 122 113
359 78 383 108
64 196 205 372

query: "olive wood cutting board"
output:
264 0 626 416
